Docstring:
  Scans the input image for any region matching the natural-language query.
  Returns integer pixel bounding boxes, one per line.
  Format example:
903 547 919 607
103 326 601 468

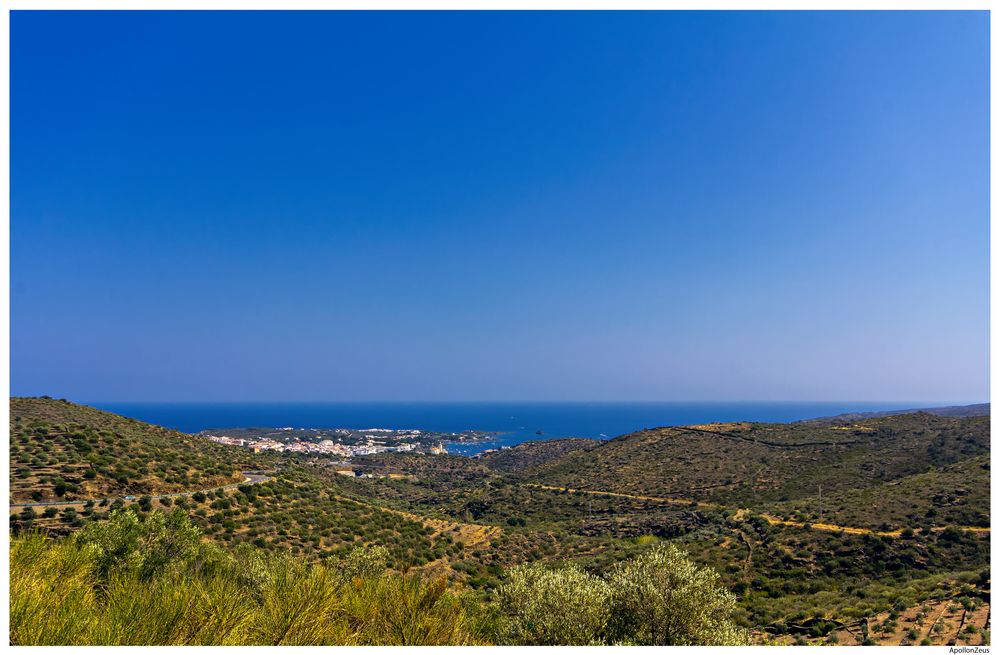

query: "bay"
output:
90 401 938 456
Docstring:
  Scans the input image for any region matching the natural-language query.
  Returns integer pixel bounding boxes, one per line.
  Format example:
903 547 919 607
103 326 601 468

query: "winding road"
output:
10 470 274 509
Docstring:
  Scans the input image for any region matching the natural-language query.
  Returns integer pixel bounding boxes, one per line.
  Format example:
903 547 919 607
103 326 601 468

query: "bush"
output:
605 544 749 645
496 544 748 646
74 509 205 581
497 563 610 645
10 509 479 646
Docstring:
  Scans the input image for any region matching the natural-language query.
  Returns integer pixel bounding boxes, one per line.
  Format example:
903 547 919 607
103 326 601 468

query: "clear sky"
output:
11 11 989 402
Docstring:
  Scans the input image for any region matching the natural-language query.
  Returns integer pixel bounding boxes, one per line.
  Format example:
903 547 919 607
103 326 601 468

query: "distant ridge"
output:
799 403 989 424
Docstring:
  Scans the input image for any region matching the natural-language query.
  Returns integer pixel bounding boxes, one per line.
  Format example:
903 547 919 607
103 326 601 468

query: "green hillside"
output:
8 400 991 646
10 397 269 503
328 411 991 644
766 454 990 531
479 437 599 473
514 414 989 505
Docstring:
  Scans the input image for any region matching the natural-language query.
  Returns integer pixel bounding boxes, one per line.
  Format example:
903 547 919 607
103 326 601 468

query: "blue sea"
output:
90 401 943 456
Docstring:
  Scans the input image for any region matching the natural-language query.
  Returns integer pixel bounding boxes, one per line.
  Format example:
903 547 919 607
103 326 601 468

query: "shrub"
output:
10 509 478 646
605 544 749 645
497 563 610 645
74 508 205 581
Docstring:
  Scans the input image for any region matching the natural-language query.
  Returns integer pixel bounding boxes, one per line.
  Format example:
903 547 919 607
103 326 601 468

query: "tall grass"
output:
10 509 482 645
10 532 97 644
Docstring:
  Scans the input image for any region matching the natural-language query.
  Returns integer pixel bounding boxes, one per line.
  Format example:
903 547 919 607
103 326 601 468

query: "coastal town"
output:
198 426 494 458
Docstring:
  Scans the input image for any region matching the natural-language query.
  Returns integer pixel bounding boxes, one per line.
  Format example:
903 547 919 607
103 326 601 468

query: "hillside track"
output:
526 484 990 539
9 470 274 509
670 425 861 448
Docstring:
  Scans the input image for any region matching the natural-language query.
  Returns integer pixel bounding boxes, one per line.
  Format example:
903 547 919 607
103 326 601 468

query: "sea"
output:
90 401 942 457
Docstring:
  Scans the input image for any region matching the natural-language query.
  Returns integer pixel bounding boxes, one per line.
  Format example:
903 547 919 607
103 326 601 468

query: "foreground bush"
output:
606 542 749 645
11 509 481 645
498 562 611 644
497 543 750 645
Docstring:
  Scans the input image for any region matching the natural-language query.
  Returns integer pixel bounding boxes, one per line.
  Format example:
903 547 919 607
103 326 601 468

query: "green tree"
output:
341 544 390 580
497 563 610 645
75 508 205 580
605 544 749 645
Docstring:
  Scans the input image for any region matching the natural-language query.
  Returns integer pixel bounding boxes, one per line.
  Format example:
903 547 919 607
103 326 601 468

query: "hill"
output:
801 403 989 424
329 410 990 643
478 437 600 473
766 454 990 531
10 397 267 503
512 413 989 505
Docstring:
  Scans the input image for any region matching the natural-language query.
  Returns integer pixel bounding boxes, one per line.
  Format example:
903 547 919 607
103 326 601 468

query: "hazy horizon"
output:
12 11 989 402
27 397 990 407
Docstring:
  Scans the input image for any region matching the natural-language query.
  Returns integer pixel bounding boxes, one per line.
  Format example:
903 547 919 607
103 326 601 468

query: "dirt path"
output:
526 484 991 539
735 528 755 580
527 484 718 509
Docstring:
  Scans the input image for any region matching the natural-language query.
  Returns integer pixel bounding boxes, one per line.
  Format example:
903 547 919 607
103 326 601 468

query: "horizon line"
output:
22 397 989 406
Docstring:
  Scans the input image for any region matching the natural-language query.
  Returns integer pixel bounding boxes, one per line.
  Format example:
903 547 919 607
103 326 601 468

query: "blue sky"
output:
11 11 989 402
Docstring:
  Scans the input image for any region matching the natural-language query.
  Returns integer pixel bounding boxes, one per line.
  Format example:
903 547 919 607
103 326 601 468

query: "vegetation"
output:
10 397 270 502
480 437 599 473
768 455 990 530
11 509 746 646
508 414 989 506
497 543 748 645
8 398 992 645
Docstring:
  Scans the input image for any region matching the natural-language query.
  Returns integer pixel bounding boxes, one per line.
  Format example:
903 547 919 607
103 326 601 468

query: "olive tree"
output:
606 543 749 645
340 544 390 581
497 544 749 646
75 508 204 580
497 563 610 645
